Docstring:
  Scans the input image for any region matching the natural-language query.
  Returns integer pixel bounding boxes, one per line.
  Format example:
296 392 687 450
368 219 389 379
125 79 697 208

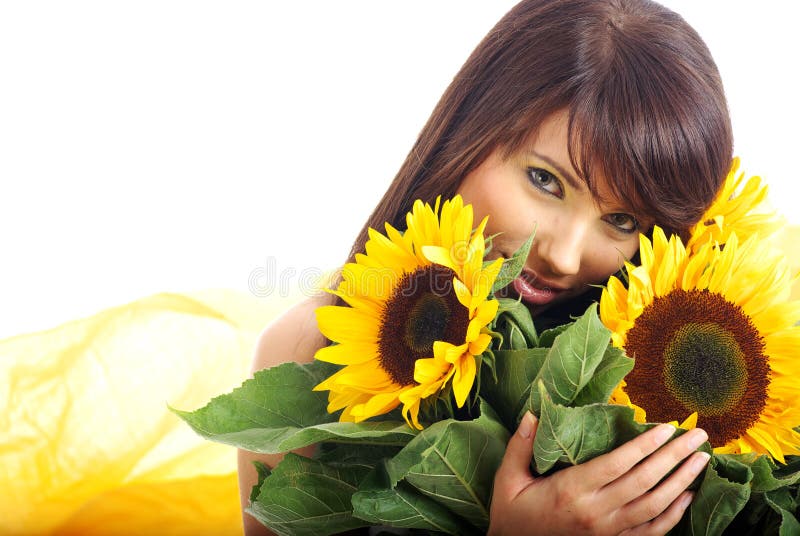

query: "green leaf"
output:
773 455 800 478
571 344 634 406
315 443 403 467
716 491 777 536
493 298 538 350
250 461 271 504
709 447 800 536
536 322 570 348
532 381 657 474
262 420 417 453
684 460 751 536
491 228 535 295
383 400 509 530
712 454 753 485
731 453 800 492
777 507 800 536
480 348 547 431
173 360 417 452
352 461 477 534
764 489 800 536
353 483 477 534
248 453 371 536
523 304 612 416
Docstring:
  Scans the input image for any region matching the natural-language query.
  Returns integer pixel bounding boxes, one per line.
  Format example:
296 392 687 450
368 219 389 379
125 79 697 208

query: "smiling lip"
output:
512 269 569 306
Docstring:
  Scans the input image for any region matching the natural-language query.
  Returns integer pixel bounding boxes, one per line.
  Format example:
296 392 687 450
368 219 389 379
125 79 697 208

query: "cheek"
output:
456 166 533 240
481 197 536 251
583 237 639 283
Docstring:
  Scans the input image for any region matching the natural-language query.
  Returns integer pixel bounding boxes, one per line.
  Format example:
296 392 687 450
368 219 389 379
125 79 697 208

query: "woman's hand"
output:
488 412 710 536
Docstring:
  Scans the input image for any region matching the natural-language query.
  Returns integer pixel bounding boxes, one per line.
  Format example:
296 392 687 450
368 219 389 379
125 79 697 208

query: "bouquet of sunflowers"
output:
177 159 800 535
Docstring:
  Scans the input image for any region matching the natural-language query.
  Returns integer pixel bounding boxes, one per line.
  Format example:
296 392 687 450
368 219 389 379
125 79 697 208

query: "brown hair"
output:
346 0 733 263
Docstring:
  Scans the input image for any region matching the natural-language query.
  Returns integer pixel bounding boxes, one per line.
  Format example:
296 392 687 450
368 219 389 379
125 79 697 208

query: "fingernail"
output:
680 492 694 510
654 423 676 445
518 411 536 439
687 429 709 450
693 452 711 472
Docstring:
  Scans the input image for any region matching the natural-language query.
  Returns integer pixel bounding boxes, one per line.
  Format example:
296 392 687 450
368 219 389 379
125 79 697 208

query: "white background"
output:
1 1 798 339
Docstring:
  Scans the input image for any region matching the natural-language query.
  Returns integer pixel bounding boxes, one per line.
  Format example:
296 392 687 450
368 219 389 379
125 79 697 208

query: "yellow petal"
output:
356 392 403 420
753 302 800 336
452 354 476 407
414 356 450 384
315 305 380 343
442 342 468 364
473 298 499 326
678 412 698 429
747 427 786 462
600 285 624 332
314 342 377 365
453 276 472 309
328 288 383 316
639 231 655 270
421 245 457 271
468 333 492 356
401 396 423 430
470 258 504 307
365 227 417 272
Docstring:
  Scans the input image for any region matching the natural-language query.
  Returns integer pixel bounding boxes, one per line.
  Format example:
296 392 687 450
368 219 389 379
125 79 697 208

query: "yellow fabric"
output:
0 289 299 536
54 474 241 536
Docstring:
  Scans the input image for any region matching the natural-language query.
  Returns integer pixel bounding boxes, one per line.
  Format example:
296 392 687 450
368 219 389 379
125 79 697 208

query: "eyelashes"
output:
604 213 639 233
527 168 563 197
526 166 640 234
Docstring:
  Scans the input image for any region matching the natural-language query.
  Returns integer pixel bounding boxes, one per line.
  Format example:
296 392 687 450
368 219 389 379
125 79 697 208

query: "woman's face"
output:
456 110 651 316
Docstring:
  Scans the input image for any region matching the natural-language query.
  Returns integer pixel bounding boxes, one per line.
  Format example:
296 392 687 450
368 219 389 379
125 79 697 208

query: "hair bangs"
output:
564 35 728 239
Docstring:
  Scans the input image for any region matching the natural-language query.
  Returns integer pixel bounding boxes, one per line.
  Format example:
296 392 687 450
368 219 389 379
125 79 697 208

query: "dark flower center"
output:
378 265 470 386
663 323 747 416
405 293 451 354
624 289 769 446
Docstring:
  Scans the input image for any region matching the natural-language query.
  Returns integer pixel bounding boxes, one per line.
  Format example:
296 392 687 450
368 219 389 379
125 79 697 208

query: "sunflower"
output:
313 196 503 429
687 157 782 252
600 227 800 461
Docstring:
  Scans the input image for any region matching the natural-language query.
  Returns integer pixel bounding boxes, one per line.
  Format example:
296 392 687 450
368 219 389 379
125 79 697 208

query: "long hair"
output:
345 0 733 264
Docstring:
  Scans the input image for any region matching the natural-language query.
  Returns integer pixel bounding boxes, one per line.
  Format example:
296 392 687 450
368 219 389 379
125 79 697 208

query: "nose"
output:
535 216 587 276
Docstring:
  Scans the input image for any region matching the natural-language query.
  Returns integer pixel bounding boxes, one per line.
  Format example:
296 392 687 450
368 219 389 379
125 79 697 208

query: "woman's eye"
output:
527 168 563 197
605 213 639 233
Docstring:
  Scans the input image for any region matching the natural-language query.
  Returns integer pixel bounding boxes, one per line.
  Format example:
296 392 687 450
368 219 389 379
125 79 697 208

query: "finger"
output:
616 451 710 528
604 427 708 508
578 423 677 490
493 411 538 497
619 490 694 536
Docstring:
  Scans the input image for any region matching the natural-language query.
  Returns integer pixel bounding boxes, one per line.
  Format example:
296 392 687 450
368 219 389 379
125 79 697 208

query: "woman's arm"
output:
237 295 331 536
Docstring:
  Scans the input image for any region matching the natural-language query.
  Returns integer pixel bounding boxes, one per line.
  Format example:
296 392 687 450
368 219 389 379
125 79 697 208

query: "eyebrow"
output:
528 150 583 190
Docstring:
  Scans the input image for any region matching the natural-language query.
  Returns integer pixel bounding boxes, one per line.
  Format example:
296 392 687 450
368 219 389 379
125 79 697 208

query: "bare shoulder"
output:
251 293 334 373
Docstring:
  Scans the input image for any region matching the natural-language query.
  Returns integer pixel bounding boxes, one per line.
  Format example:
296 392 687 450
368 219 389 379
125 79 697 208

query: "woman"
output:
239 0 732 533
